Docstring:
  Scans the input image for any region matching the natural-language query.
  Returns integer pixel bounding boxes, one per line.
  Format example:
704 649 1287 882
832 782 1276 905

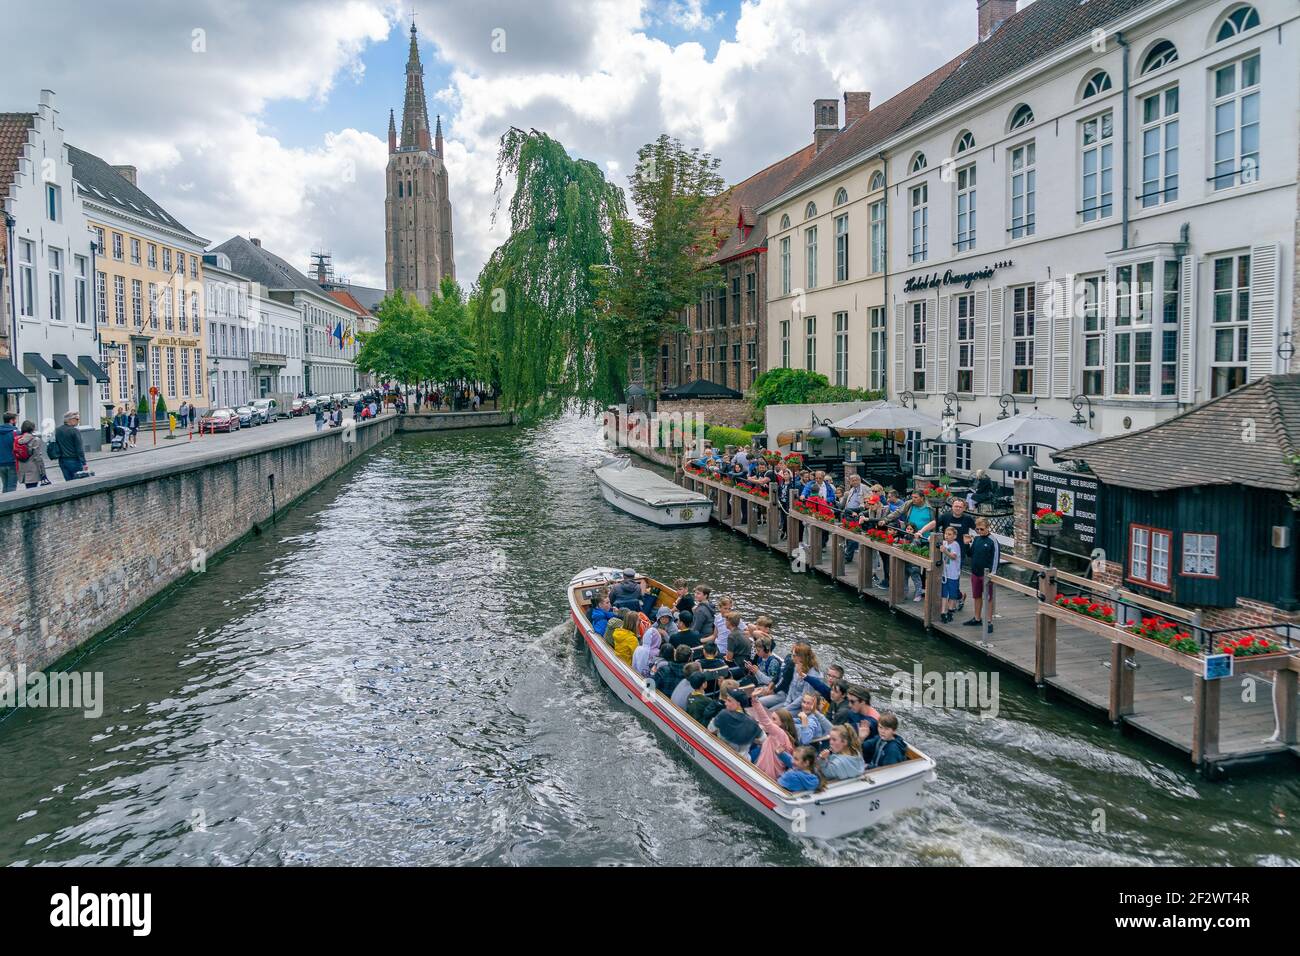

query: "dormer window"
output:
833 187 848 206
1082 70 1112 100
955 131 975 154
1141 40 1179 74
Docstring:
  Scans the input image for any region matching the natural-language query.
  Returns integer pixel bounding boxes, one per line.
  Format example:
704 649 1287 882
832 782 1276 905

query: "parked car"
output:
235 405 259 427
251 399 280 423
200 408 240 433
291 398 311 416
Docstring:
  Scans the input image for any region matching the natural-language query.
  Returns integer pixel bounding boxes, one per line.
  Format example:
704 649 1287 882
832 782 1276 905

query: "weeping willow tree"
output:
472 128 629 416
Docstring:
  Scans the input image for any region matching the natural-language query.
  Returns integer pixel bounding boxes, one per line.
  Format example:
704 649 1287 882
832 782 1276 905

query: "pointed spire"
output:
434 114 443 158
399 22 432 151
387 108 397 154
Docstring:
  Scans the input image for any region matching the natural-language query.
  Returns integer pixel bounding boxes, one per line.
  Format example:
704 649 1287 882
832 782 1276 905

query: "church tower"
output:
385 22 455 306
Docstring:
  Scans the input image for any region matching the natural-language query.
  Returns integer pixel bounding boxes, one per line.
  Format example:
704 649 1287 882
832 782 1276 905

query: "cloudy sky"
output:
3 0 1015 289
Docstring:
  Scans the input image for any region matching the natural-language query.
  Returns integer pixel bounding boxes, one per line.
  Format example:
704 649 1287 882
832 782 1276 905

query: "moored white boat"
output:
594 458 712 527
568 567 936 839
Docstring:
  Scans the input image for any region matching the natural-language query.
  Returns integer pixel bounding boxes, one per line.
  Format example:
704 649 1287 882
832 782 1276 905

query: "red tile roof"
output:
0 112 35 264
327 288 370 316
711 143 817 263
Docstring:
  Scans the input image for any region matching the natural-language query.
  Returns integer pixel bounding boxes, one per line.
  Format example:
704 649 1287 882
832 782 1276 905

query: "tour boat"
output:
568 567 937 839
593 458 712 527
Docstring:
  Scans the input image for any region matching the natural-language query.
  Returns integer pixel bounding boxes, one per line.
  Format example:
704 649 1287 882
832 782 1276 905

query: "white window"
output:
1130 525 1172 590
17 239 34 317
954 440 972 472
911 301 926 392
1182 533 1219 577
834 214 848 282
148 282 158 329
1011 285 1035 395
910 183 928 262
74 255 88 325
1215 5 1260 43
910 153 927 173
805 226 818 288
870 307 886 391
166 347 177 398
1082 71 1112 100
1009 142 1035 239
148 243 157 270
114 275 126 326
1081 275 1106 396
780 319 790 368
1142 40 1178 74
163 287 174 331
780 213 790 230
150 345 161 390
834 311 848 387
869 171 884 191
181 349 190 399
804 315 816 371
130 237 141 265
833 187 848 207
955 164 976 251
1080 111 1114 222
1211 252 1250 396
869 200 885 274
804 201 817 219
1140 87 1179 207
1212 53 1260 190
131 278 142 327
112 232 123 260
1009 104 1035 130
163 248 172 272
779 236 791 295
117 344 128 401
1113 262 1152 396
955 293 974 392
47 247 63 322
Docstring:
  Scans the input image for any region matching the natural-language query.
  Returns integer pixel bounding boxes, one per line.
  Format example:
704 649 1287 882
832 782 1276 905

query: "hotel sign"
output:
903 259 1013 293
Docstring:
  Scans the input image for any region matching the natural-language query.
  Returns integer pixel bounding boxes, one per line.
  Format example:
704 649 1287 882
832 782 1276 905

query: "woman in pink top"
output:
749 697 797 780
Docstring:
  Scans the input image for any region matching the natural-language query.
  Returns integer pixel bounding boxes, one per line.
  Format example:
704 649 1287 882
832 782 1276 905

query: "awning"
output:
24 352 64 382
53 353 90 385
78 354 110 382
0 359 36 395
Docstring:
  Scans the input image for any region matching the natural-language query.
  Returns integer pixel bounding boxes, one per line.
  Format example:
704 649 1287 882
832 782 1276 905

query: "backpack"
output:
14 435 31 462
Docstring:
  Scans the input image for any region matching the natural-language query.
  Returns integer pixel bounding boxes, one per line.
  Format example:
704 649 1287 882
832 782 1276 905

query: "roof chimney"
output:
813 98 839 153
112 165 137 187
843 91 871 126
978 0 1018 41
250 237 261 248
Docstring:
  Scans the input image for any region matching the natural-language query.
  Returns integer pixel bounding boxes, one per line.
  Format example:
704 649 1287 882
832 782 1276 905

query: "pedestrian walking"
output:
0 411 18 493
315 404 325 432
51 411 89 481
14 420 48 488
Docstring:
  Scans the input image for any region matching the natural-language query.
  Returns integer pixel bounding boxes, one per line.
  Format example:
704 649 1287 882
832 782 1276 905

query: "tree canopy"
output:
472 128 629 414
356 277 475 386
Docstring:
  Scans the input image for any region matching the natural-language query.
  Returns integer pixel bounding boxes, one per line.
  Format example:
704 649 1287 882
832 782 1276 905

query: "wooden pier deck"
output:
681 470 1300 772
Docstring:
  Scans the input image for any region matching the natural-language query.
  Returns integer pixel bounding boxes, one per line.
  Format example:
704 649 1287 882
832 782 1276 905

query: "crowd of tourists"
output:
589 569 911 794
1 410 90 492
687 447 1002 634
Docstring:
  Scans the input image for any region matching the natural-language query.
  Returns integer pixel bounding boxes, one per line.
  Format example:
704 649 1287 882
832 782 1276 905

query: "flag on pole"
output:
333 320 344 349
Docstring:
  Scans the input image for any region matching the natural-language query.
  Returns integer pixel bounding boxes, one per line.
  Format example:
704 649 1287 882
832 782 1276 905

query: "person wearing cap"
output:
708 689 761 756
52 411 88 482
684 671 721 725
609 569 643 610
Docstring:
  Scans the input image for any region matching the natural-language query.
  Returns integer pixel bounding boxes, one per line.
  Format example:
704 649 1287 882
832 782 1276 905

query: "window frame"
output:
1079 109 1115 223
1210 251 1250 396
804 315 817 372
1139 85 1180 207
869 306 886 392
910 182 929 263
779 236 791 295
780 319 790 368
834 213 849 282
805 225 818 289
1211 52 1261 192
833 311 848 387
955 163 976 252
1010 284 1035 395
1128 523 1173 591
910 300 927 392
1180 531 1220 579
1080 274 1107 396
869 199 886 274
1009 141 1036 239
955 292 975 393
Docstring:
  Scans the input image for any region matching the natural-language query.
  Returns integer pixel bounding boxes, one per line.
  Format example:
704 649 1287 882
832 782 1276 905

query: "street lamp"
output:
996 393 1020 420
1070 393 1095 428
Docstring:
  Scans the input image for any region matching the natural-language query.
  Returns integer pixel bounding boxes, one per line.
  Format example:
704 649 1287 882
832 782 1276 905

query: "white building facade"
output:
2 91 104 446
249 288 303 399
884 0 1296 473
201 253 252 409
294 290 357 396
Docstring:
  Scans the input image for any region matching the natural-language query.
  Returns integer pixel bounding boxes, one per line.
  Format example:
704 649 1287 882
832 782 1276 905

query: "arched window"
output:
1215 4 1260 42
868 170 885 191
909 152 927 173
804 201 817 219
1082 70 1112 99
1141 40 1179 74
833 187 848 206
955 131 975 154
779 213 790 230
1009 104 1035 130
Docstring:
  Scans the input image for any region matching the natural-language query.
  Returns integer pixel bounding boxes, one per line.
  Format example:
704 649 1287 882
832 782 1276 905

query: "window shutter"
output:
926 299 939 393
988 288 1003 395
1035 279 1052 398
1052 275 1073 398
1247 241 1280 381
893 302 906 398
1177 255 1197 402
937 295 951 395
973 289 987 395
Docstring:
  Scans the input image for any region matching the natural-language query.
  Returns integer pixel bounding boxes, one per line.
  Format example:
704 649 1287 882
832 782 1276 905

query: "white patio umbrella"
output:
957 410 1095 451
830 401 941 433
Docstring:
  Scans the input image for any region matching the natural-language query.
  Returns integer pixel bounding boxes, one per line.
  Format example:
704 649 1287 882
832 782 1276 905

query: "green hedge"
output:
705 425 756 449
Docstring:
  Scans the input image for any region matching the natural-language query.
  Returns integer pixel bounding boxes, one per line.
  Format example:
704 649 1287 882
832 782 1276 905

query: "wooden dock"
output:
680 468 1300 772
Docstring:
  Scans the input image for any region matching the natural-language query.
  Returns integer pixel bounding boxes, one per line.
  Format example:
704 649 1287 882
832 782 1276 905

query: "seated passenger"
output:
861 712 908 767
610 568 646 610
590 592 617 636
708 689 761 756
790 691 833 745
633 609 670 677
776 747 825 793
816 724 865 780
696 643 729 693
673 579 693 615
673 662 702 708
846 684 880 740
654 645 692 695
669 610 700 651
609 609 640 667
750 696 797 781
723 612 753 668
685 672 721 725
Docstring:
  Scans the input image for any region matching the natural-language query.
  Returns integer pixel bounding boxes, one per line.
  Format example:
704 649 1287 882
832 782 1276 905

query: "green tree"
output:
592 135 727 391
427 276 477 385
750 368 831 415
472 128 628 414
355 290 439 385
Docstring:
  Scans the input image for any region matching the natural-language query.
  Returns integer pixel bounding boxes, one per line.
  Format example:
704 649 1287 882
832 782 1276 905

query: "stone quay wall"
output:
0 415 397 676
398 409 516 431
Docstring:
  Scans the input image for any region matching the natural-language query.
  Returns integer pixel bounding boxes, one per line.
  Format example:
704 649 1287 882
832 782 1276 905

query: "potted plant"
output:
1126 616 1201 655
1053 593 1117 624
1034 507 1065 538
1217 634 1287 657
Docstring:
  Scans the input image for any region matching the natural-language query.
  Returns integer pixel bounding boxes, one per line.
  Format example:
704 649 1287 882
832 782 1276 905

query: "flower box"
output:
1054 593 1116 624
1126 616 1201 655
1217 633 1287 658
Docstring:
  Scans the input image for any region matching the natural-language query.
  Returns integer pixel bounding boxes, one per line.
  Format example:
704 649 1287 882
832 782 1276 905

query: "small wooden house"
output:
1052 375 1300 624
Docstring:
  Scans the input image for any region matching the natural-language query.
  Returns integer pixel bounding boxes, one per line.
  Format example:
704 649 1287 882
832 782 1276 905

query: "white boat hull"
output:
594 467 712 527
569 567 935 839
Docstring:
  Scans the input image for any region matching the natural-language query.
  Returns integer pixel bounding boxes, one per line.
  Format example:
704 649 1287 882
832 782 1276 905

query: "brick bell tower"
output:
384 21 455 307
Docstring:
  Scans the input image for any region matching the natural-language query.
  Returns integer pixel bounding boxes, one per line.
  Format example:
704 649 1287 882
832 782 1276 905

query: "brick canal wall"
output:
398 409 516 431
0 415 397 676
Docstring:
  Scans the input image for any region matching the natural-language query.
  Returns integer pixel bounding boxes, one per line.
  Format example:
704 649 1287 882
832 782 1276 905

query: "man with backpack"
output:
0 411 17 493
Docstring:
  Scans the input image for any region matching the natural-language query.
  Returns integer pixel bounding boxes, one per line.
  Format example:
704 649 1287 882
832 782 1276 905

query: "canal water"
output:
1 415 1296 866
